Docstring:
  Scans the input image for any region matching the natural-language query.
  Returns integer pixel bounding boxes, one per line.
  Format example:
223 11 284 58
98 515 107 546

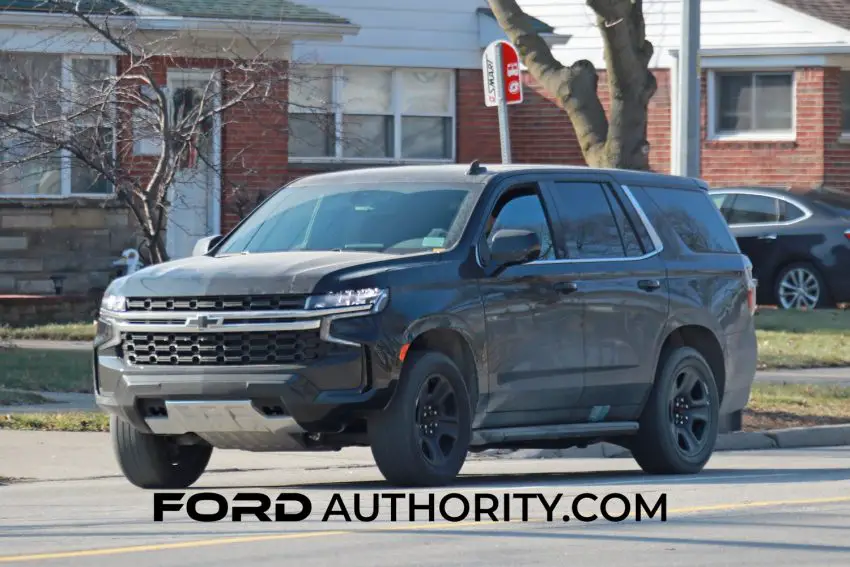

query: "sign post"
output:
482 40 523 164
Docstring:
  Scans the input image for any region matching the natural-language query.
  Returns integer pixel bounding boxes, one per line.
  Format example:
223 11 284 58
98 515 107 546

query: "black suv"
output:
94 163 758 488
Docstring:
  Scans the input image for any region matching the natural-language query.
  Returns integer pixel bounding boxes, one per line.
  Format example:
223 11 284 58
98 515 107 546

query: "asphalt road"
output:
1 445 849 567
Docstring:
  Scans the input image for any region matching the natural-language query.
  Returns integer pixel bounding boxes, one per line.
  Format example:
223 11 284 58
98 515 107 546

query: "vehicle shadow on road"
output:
197 467 850 491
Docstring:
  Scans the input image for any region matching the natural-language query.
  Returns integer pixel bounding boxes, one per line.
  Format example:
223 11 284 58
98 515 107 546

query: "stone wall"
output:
0 198 141 296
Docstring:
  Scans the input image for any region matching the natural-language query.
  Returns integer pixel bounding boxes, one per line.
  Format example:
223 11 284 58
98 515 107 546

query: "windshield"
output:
215 182 478 256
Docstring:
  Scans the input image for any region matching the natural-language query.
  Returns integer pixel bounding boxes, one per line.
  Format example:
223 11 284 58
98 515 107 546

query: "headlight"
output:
101 293 127 312
305 288 388 310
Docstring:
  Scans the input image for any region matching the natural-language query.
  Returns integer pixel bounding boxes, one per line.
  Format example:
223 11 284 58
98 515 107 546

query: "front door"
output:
165 70 220 260
477 180 586 428
542 177 670 424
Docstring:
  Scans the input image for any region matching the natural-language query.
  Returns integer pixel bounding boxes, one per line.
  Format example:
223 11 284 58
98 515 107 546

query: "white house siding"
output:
290 0 491 69
514 0 850 70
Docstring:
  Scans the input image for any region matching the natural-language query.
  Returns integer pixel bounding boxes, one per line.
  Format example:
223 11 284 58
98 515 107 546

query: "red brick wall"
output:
114 55 291 235
455 68 672 172
823 67 850 192
458 66 850 194
701 68 826 190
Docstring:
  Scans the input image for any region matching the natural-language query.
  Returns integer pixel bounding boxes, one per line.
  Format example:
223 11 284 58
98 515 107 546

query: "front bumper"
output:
93 302 400 449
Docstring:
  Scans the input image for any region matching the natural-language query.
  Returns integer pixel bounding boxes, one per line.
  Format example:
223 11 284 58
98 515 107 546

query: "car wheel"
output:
631 346 720 475
111 414 212 489
368 351 472 487
774 262 831 309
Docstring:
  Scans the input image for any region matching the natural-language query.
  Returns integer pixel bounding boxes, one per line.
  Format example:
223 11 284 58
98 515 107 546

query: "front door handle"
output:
638 279 661 292
553 281 578 295
758 233 778 241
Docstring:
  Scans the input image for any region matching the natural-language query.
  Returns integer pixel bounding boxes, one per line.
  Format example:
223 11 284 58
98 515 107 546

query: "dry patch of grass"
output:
0 412 108 432
0 323 94 341
742 382 850 431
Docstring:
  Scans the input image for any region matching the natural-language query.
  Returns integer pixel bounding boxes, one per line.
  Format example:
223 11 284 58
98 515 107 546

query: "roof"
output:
289 163 705 190
0 0 351 25
771 0 850 32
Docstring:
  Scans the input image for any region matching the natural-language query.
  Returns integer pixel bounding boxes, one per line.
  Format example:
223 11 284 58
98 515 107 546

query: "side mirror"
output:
192 234 222 256
488 228 541 268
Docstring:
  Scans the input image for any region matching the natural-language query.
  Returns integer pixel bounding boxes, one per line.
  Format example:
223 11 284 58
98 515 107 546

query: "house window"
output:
288 65 455 162
840 71 850 135
711 71 794 138
0 52 115 197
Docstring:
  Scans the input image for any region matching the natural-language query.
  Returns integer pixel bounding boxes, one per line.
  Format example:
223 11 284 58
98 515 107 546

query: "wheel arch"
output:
654 324 727 406
400 317 483 411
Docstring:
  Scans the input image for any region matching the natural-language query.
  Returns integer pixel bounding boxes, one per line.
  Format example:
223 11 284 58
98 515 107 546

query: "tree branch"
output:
487 0 608 163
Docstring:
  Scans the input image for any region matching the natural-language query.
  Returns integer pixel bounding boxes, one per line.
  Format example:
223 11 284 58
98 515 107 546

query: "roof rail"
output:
466 160 486 175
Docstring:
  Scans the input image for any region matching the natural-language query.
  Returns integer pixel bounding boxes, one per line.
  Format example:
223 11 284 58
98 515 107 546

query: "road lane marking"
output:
2 495 850 563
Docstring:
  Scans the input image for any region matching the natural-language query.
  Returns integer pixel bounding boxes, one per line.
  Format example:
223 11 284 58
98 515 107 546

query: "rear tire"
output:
773 261 832 309
111 414 212 489
368 351 472 487
631 346 720 475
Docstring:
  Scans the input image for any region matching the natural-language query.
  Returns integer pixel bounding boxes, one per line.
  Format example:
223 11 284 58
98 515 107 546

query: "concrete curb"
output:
470 424 850 460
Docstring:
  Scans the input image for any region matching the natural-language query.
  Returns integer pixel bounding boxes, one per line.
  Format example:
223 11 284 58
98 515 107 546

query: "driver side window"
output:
486 188 556 261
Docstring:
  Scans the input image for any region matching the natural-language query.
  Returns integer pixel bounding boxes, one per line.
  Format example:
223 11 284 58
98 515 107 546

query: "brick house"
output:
4 0 850 323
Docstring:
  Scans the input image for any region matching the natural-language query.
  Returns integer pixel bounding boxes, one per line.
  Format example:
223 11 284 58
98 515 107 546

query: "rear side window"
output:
548 181 644 259
637 186 739 253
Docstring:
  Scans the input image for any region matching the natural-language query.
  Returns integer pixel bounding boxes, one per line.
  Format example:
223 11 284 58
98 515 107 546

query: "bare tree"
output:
0 0 336 264
487 0 657 170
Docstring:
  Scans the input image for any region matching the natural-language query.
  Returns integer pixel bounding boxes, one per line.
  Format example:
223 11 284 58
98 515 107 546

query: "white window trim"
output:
706 69 797 142
289 65 457 165
1 52 117 199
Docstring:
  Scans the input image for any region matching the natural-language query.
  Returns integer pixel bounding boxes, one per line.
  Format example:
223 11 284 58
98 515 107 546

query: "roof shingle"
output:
0 0 350 25
771 0 850 32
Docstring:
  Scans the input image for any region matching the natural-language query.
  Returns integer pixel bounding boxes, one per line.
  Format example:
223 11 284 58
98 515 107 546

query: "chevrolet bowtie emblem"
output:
186 315 223 329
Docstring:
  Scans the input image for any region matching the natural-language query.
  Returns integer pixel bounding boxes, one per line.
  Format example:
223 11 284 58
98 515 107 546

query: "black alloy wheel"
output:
669 365 712 458
368 350 472 487
631 346 720 475
414 373 460 467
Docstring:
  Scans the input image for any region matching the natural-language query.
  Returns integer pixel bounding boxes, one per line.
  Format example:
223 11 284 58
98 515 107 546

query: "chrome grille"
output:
120 329 335 366
125 295 308 312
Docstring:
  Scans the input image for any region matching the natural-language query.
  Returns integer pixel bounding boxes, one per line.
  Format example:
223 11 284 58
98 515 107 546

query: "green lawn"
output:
0 349 93 393
754 309 850 370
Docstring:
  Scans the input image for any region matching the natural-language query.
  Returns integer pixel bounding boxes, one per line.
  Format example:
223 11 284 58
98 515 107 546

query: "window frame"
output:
287 65 456 165
535 176 664 264
709 189 812 228
707 69 796 142
0 52 117 199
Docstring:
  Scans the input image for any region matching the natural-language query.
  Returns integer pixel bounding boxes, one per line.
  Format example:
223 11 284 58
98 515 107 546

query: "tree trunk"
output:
487 0 657 170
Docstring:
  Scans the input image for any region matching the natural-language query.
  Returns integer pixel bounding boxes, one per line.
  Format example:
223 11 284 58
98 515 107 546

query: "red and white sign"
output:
482 40 523 107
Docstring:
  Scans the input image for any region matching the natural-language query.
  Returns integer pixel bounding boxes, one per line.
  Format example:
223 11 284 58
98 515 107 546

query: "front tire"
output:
368 351 472 487
631 346 720 475
111 414 212 489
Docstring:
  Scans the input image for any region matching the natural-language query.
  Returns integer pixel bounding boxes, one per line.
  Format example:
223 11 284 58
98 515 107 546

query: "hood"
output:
110 250 397 298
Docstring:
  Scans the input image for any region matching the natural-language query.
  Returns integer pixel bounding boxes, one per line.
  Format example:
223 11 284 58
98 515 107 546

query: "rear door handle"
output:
553 281 578 294
638 279 661 292
758 234 778 241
